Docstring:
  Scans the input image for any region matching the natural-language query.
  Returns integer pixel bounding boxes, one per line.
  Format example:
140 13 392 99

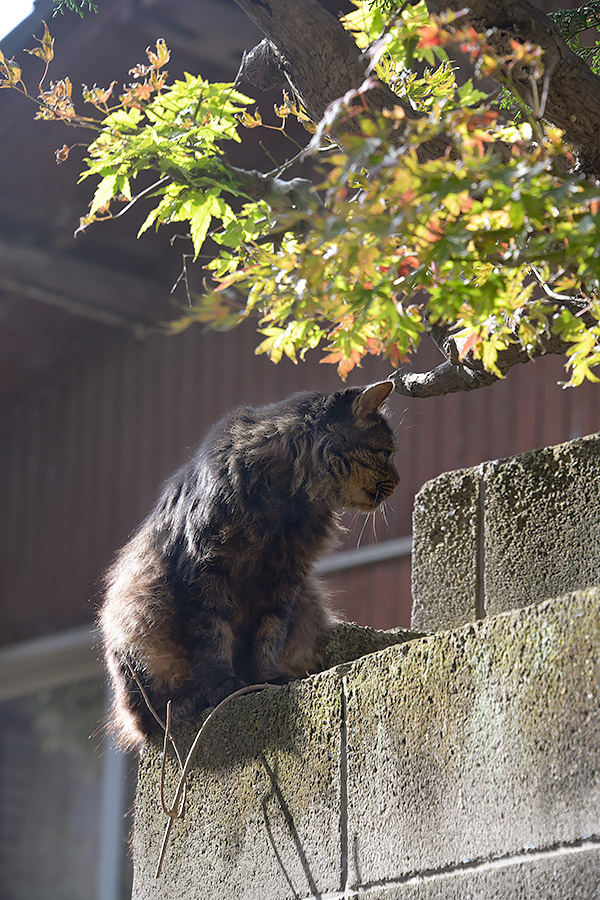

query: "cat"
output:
99 380 399 747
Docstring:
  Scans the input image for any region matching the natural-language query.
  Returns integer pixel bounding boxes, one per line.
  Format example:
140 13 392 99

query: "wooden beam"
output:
0 237 172 334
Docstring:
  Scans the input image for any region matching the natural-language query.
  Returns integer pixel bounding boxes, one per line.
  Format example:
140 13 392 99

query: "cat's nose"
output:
391 464 400 485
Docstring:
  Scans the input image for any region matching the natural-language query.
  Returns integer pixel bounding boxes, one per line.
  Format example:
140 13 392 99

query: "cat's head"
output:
312 381 399 512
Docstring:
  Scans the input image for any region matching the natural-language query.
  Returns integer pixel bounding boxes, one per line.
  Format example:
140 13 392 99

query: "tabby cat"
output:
100 381 399 746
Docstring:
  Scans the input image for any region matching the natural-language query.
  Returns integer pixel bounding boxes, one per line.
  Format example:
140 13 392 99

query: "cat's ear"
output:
352 381 393 419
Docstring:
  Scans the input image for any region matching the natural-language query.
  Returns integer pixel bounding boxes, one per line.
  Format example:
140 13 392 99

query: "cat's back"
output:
144 389 330 542
208 390 327 449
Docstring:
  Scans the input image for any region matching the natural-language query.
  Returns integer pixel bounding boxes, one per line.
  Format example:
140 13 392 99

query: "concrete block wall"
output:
131 435 600 899
412 433 600 631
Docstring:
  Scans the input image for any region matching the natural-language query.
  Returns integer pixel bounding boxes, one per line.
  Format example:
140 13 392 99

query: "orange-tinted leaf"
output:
320 350 344 365
121 77 157 108
458 332 479 358
146 38 170 70
365 337 383 355
320 348 362 381
389 344 410 368
25 21 54 64
467 110 498 130
37 77 75 119
82 80 116 107
417 23 449 49
133 82 153 102
55 143 70 164
237 108 263 129
396 255 419 277
150 69 167 92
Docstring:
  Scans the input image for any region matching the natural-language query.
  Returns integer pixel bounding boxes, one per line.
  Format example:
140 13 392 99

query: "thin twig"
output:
108 175 170 220
538 63 553 120
160 702 186 818
155 682 279 878
123 658 188 786
233 49 248 90
170 253 193 305
264 147 306 178
530 266 579 302
123 661 284 876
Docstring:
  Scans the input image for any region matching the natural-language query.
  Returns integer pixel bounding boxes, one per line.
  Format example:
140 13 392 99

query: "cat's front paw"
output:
205 676 248 707
168 691 209 726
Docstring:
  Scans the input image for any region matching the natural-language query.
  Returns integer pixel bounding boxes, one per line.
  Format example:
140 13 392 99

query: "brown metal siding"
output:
327 557 413 629
1 314 599 645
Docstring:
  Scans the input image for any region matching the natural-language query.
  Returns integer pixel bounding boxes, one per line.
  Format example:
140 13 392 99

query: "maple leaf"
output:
25 21 55 65
55 143 70 164
0 51 24 90
146 39 170 70
417 22 449 49
320 347 363 380
82 81 116 108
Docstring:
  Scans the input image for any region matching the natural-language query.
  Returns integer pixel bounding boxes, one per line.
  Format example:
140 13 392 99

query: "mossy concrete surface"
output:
131 621 422 900
345 588 600 889
483 435 600 616
132 671 343 900
321 620 422 667
412 433 600 632
411 468 481 631
132 588 600 900
352 846 600 899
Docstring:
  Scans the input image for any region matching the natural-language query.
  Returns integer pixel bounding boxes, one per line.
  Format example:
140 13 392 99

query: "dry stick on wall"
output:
124 660 279 878
124 659 189 820
154 682 279 878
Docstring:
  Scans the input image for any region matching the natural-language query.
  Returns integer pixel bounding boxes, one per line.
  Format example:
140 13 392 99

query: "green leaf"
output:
89 172 118 215
103 108 143 130
137 205 162 238
188 194 220 259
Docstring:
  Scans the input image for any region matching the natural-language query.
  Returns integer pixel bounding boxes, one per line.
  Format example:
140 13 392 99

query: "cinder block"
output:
349 845 600 899
321 621 422 668
411 433 600 632
411 468 481 631
483 434 600 616
131 670 344 900
346 589 600 887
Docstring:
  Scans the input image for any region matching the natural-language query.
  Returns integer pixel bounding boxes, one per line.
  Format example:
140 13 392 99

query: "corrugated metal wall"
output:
1 316 598 645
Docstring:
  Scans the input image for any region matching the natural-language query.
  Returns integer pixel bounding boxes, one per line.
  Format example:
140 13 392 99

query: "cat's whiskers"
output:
368 485 388 544
356 508 372 548
348 509 362 528
380 500 390 530
372 509 379 544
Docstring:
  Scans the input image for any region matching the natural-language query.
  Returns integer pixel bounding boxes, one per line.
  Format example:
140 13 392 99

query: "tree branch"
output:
391 359 497 398
227 165 320 212
234 0 391 122
392 297 598 398
425 0 600 177
234 0 451 161
230 0 600 397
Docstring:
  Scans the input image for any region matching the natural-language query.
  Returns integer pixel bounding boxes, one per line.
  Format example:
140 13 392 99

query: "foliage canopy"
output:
2 0 600 387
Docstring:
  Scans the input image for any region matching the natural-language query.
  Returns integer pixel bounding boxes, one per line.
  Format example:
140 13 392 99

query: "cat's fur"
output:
99 381 399 747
